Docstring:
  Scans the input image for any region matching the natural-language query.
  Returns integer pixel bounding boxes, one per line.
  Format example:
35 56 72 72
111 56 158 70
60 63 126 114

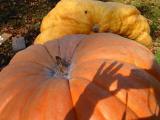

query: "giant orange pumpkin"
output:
0 33 160 119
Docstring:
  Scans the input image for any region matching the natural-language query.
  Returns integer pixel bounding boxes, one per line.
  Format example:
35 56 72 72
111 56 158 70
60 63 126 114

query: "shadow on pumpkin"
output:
65 61 160 120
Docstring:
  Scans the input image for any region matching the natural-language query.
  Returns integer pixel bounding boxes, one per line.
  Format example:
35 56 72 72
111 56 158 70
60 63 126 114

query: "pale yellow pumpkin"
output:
35 0 152 48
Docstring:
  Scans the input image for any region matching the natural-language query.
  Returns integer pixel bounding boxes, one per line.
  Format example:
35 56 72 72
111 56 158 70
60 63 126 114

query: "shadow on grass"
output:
65 61 160 120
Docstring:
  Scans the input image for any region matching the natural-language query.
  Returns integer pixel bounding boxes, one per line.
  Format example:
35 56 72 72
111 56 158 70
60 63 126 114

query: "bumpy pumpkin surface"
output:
35 0 152 48
0 33 160 120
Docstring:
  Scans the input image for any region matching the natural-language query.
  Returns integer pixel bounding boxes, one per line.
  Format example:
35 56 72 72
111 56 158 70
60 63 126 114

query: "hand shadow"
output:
65 61 160 120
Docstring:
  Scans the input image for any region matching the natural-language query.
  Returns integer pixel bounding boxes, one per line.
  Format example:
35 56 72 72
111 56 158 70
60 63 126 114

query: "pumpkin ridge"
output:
13 61 55 74
20 78 74 119
69 58 160 118
74 77 139 118
1 78 45 119
0 63 49 94
67 79 78 120
43 44 57 65
111 91 139 119
70 76 138 117
71 58 139 71
56 39 61 58
0 74 45 116
96 109 110 120
10 44 56 71
19 82 45 119
0 72 43 94
69 38 83 61
19 79 52 119
70 77 138 119
72 58 160 91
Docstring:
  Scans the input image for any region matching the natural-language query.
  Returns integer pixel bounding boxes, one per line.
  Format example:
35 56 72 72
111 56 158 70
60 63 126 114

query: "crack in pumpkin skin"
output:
0 33 160 119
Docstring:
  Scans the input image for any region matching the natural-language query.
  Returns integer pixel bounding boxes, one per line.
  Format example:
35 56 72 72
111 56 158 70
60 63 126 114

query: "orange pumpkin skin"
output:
0 33 160 120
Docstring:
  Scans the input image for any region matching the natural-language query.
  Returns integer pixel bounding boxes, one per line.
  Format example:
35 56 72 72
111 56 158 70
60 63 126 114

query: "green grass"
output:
155 49 160 64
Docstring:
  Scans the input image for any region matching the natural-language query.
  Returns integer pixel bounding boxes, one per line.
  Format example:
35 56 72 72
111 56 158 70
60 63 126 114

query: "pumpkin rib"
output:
0 77 45 119
89 84 137 120
10 45 56 72
61 79 79 120
70 57 147 74
0 72 44 93
146 89 158 115
43 44 57 64
57 38 62 58
66 79 79 120
69 58 160 117
0 74 46 117
0 63 49 91
70 76 138 118
19 81 50 119
10 45 56 71
71 58 160 92
0 66 40 83
0 79 71 119
13 60 55 74
20 78 74 120
19 78 53 119
69 77 146 118
56 34 87 62
69 38 83 61
95 110 110 120
70 77 138 119
69 33 153 69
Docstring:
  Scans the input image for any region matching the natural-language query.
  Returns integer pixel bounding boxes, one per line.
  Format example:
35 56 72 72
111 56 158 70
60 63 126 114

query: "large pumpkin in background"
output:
0 33 160 120
35 0 152 49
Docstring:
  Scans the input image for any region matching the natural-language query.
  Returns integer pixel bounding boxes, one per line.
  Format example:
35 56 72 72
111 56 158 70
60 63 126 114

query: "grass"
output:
155 50 160 64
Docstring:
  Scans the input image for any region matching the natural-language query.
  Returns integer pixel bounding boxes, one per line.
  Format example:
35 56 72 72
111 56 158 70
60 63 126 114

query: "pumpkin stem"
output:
55 56 70 78
92 24 100 33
